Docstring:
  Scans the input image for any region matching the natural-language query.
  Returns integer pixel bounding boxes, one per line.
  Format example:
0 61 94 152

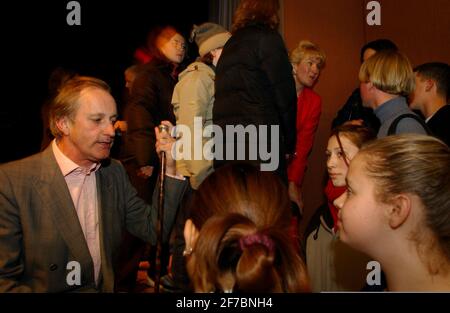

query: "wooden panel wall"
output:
283 0 450 232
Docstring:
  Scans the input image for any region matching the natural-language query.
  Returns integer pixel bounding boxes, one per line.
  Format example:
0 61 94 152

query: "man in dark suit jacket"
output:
410 62 450 146
0 76 187 292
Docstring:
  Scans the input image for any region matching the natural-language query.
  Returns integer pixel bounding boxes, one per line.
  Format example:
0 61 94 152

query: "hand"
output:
137 166 154 178
114 120 128 132
288 181 304 216
155 120 176 176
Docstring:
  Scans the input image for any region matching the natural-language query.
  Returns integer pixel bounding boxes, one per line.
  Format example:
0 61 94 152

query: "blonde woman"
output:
334 135 450 291
288 40 326 213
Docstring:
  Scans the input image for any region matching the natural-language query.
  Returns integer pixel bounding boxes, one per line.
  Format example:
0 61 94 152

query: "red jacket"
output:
288 87 322 186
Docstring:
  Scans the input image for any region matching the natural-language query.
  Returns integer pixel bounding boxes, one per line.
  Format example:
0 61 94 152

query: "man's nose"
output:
105 122 116 137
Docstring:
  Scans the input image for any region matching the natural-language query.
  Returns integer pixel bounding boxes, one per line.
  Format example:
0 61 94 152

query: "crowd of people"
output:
0 0 449 293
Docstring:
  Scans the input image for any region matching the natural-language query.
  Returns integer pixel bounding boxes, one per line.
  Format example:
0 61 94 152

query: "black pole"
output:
154 124 169 293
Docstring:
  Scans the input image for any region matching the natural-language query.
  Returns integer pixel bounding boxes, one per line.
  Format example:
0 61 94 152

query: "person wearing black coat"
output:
331 39 398 132
213 0 297 182
120 26 186 203
117 26 186 291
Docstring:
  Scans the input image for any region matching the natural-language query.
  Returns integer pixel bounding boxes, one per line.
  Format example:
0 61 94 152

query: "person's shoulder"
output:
99 158 125 173
0 151 44 179
395 112 428 135
301 89 322 111
434 104 450 117
236 24 279 39
181 62 214 79
141 58 170 75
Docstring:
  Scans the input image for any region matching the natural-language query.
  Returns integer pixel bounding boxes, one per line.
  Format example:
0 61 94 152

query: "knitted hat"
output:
190 23 231 57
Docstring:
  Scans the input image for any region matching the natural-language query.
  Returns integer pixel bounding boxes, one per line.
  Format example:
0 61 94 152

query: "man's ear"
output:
386 194 411 229
424 79 435 92
55 117 71 136
184 219 199 249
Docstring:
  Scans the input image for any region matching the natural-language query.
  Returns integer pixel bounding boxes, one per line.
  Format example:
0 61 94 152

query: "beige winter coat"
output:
172 62 215 189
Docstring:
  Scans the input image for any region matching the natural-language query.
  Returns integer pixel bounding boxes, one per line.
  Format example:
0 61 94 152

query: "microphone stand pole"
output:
154 124 168 293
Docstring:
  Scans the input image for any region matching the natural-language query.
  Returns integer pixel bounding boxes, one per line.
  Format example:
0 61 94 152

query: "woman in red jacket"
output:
288 40 326 214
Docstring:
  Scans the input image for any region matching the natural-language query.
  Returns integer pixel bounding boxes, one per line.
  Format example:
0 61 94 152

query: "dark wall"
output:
0 0 209 163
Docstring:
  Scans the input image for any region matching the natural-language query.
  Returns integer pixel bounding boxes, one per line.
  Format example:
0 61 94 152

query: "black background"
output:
0 0 209 163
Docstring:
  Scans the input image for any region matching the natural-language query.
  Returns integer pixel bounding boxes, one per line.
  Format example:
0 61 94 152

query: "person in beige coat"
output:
163 23 231 291
0 76 187 292
172 22 231 190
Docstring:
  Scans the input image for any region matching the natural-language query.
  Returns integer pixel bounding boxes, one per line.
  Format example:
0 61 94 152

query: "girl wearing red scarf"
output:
303 124 375 291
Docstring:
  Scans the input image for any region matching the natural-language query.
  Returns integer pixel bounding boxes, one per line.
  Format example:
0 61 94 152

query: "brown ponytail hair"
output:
186 163 310 292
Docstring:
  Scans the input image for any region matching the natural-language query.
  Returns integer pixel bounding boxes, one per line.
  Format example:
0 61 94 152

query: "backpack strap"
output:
387 113 432 136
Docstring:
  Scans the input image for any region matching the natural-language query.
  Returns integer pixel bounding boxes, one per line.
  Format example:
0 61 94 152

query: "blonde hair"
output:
359 50 414 96
49 76 111 138
359 135 450 263
290 40 326 68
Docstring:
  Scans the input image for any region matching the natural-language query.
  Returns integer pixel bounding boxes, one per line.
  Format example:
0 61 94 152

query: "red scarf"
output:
324 179 346 232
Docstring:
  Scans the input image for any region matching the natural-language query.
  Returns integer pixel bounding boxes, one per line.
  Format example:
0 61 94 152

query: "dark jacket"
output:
427 104 450 147
331 88 380 133
121 58 178 168
213 24 297 177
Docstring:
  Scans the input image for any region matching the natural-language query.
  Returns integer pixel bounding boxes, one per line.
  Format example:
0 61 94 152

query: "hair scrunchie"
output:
239 233 275 254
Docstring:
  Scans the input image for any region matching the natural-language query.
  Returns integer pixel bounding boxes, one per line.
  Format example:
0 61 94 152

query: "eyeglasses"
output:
171 38 186 50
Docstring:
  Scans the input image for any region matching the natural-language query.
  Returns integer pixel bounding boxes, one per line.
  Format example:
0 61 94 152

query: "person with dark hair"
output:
304 124 376 291
359 39 398 64
40 67 78 150
121 26 186 203
0 76 187 292
118 25 186 290
410 62 450 146
332 39 398 131
213 0 297 181
334 135 450 291
183 163 310 292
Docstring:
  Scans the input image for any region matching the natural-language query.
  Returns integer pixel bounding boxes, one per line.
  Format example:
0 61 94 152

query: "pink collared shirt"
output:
52 140 102 285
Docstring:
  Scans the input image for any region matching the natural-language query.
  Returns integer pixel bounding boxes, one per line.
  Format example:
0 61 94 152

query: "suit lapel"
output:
36 146 94 280
96 164 115 292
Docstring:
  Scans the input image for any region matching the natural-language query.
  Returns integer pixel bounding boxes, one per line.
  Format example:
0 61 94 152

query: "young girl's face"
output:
333 154 389 255
326 135 360 187
158 31 186 64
